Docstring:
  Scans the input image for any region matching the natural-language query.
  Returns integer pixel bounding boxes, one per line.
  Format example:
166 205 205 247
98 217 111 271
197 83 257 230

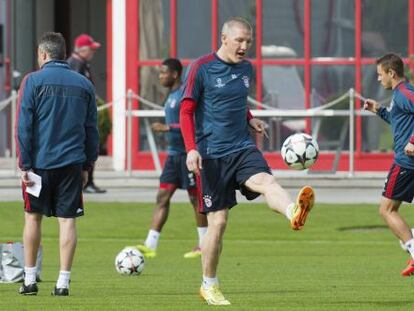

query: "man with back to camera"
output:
179 17 315 305
67 33 106 194
16 32 99 296
364 53 414 276
136 58 208 259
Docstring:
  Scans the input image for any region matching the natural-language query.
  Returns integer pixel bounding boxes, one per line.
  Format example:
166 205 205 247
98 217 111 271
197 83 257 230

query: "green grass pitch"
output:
0 201 414 310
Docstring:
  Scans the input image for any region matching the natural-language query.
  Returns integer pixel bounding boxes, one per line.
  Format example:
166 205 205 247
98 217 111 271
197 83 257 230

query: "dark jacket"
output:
16 60 99 170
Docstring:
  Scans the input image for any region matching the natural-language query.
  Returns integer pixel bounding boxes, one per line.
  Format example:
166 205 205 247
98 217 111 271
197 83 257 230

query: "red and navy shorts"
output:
382 163 414 203
160 154 196 191
22 164 84 218
197 147 271 214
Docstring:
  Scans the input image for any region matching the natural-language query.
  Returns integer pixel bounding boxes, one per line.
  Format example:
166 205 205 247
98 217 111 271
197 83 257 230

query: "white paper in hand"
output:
25 172 42 198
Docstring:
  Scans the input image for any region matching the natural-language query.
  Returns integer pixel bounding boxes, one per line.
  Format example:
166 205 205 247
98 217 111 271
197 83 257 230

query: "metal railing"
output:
126 88 381 177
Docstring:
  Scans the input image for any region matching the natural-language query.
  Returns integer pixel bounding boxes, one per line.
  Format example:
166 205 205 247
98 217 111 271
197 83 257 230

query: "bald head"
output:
221 17 253 37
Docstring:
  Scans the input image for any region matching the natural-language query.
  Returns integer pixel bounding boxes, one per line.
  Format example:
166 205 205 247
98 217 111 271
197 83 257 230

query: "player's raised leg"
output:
379 197 414 276
184 188 207 258
136 188 175 258
244 172 315 230
199 209 231 305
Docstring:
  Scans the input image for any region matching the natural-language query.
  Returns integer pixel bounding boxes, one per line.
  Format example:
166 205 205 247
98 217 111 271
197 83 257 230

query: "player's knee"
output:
209 217 227 232
379 203 394 218
156 191 172 207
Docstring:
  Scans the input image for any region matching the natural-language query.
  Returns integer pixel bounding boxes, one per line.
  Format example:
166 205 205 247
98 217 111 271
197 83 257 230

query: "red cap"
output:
74 34 101 49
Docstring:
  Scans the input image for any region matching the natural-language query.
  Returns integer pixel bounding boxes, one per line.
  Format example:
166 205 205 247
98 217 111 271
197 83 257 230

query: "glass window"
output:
218 0 256 55
263 0 304 58
177 0 211 58
361 64 393 152
311 0 355 57
311 66 355 151
139 0 168 60
362 0 408 57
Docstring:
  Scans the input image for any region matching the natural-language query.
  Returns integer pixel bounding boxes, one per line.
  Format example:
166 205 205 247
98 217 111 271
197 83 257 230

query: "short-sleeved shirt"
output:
164 87 186 155
182 52 255 159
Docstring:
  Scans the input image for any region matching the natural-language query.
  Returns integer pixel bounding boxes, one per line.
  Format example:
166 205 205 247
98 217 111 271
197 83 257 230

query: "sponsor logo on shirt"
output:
386 99 394 112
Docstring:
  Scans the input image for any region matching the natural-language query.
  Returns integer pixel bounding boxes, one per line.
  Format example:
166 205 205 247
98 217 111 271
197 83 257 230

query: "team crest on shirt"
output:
215 78 225 88
203 195 213 208
242 75 250 88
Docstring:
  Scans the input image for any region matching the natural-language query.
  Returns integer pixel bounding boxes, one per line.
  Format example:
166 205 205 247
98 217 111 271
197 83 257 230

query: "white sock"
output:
285 203 295 221
24 266 37 286
56 270 71 289
144 229 160 250
404 239 414 260
202 275 219 289
197 227 208 247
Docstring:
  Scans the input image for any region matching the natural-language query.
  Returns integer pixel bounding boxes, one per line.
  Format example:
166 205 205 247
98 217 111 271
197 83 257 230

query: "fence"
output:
2 88 387 177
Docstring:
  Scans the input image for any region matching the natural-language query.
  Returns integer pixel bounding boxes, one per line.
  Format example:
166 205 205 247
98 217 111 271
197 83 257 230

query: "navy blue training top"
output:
164 87 186 155
181 52 255 159
377 81 414 169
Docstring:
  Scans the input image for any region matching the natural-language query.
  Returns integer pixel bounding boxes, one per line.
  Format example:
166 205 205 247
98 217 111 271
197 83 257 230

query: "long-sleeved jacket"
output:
16 60 99 171
377 81 414 169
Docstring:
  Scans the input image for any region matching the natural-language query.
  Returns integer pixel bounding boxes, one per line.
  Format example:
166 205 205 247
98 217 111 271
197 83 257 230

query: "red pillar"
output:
304 0 311 133
354 0 362 155
211 0 218 51
170 0 177 57
255 0 263 106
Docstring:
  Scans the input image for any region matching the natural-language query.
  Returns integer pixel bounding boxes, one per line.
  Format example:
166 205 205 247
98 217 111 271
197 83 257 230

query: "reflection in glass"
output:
362 0 408 57
311 0 355 57
263 0 304 58
361 64 393 152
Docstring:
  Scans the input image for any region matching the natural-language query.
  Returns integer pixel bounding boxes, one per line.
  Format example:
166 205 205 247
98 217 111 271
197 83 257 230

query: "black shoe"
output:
83 184 106 194
51 287 69 296
19 283 38 295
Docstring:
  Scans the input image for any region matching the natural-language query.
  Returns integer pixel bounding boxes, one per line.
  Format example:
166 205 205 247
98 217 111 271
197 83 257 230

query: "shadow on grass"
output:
337 225 388 232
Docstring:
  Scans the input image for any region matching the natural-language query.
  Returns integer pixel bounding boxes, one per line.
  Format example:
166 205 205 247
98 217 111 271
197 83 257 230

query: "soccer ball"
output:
281 133 319 170
399 228 414 252
115 247 145 275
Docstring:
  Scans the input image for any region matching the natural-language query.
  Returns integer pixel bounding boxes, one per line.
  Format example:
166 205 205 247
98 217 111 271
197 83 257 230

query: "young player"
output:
136 58 208 259
180 17 315 305
364 53 414 276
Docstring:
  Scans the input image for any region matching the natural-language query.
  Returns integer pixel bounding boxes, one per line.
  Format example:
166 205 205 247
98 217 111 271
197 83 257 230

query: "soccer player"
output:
67 33 106 194
364 53 414 277
136 58 208 259
180 17 315 305
16 32 99 296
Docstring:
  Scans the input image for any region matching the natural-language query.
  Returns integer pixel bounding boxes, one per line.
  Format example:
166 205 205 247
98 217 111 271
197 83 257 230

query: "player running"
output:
135 58 208 259
180 17 315 305
364 53 414 277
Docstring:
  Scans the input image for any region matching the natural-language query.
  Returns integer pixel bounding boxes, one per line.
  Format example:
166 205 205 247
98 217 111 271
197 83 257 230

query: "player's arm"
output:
180 98 202 174
247 107 268 138
364 98 390 124
151 122 170 132
401 96 414 156
84 86 99 172
16 75 35 175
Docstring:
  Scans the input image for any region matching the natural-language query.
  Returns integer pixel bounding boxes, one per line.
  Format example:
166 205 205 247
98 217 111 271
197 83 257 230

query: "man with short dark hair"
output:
67 33 106 194
364 52 414 277
180 17 315 305
136 58 208 259
16 32 98 296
